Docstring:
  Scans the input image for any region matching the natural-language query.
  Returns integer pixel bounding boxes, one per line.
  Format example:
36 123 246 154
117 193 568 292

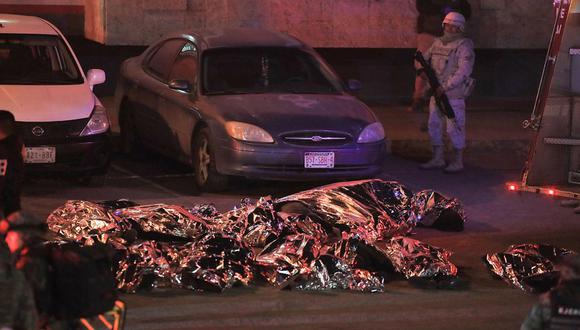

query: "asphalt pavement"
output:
21 137 580 329
21 98 580 330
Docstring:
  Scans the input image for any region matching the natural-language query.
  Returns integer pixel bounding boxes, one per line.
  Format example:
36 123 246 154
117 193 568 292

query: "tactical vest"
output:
429 38 474 99
549 282 580 329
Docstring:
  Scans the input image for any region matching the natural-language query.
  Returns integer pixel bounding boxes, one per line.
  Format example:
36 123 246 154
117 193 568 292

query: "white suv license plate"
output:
25 147 56 164
304 152 335 169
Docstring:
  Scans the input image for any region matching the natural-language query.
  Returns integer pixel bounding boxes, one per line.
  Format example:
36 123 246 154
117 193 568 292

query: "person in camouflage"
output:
412 0 472 113
522 254 580 330
418 11 475 173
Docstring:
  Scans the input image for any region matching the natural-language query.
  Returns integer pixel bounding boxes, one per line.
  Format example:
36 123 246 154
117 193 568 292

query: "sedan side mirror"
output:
169 79 192 93
87 69 106 90
347 79 362 92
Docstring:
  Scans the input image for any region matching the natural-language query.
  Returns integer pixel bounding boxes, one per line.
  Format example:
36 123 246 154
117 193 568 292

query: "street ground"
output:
22 103 580 329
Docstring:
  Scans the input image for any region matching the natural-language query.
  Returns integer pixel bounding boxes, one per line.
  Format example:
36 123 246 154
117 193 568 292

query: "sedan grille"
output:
281 131 352 146
16 118 89 140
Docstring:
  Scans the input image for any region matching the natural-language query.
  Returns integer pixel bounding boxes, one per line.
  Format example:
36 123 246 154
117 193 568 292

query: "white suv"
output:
0 14 110 182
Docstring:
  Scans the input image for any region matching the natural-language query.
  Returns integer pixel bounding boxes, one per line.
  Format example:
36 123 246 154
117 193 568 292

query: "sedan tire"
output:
192 127 228 192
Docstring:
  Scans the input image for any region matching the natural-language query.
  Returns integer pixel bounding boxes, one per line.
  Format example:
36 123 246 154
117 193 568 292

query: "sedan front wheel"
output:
192 127 228 192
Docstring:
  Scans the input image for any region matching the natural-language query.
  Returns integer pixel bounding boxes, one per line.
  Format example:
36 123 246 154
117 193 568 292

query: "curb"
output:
387 139 530 170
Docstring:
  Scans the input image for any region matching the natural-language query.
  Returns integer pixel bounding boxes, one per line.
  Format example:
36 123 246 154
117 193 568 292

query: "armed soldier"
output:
418 11 475 173
412 0 472 113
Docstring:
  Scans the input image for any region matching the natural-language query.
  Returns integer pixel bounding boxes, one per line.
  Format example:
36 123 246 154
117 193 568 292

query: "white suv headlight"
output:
80 105 110 136
357 122 385 143
225 121 274 143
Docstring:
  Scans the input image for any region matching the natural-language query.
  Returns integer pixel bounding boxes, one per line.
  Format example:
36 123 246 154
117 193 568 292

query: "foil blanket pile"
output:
46 179 466 293
484 244 576 293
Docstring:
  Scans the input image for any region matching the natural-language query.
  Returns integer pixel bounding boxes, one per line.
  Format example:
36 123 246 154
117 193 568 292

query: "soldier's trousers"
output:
428 97 466 150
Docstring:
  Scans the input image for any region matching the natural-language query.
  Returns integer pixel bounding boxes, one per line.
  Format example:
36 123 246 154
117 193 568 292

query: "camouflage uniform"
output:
422 36 475 150
413 0 473 112
522 280 580 330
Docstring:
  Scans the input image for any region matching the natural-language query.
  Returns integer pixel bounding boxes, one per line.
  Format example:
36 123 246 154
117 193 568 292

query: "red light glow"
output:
509 184 516 191
548 189 555 195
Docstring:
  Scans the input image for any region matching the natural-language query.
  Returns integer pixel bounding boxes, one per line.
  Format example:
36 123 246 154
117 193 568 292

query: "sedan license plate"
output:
25 147 56 164
304 152 335 169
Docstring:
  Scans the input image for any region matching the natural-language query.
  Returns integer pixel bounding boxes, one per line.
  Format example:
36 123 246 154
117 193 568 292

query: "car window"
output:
145 39 186 82
202 47 342 95
168 42 198 88
0 34 83 85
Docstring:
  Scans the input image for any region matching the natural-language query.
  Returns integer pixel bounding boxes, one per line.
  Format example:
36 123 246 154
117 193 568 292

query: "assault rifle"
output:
414 50 456 120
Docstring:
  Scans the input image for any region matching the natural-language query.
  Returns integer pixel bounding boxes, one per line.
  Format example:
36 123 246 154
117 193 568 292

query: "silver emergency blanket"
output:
46 201 131 246
277 180 417 242
375 237 458 280
296 255 385 293
115 235 253 293
256 234 321 288
113 204 209 239
46 179 465 293
483 244 576 293
411 191 465 231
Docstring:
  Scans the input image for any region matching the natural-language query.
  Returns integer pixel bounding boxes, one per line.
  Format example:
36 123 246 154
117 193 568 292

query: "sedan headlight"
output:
80 105 110 136
225 121 274 143
357 122 385 143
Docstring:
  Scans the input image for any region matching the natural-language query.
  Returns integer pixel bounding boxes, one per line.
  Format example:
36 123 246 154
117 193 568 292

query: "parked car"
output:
0 14 110 183
115 28 386 191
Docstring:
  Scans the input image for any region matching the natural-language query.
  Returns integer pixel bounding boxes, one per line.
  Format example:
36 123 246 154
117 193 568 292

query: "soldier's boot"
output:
444 148 464 173
420 146 445 170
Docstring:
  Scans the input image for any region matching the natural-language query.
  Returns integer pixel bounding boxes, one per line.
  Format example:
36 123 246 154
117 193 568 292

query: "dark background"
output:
69 36 544 108
0 1 546 109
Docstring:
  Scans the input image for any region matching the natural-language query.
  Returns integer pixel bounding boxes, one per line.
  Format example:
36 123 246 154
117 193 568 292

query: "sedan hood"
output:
0 84 95 122
204 94 377 136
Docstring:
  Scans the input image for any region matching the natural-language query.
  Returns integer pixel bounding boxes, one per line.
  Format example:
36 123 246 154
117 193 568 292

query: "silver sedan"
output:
114 29 386 191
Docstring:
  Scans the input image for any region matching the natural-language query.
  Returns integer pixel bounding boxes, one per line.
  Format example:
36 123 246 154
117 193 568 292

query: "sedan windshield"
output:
0 34 83 85
202 47 342 95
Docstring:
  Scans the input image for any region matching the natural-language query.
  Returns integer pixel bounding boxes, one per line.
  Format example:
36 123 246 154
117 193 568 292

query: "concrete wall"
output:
84 0 555 48
0 0 81 4
470 0 554 48
70 36 546 105
0 0 84 35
